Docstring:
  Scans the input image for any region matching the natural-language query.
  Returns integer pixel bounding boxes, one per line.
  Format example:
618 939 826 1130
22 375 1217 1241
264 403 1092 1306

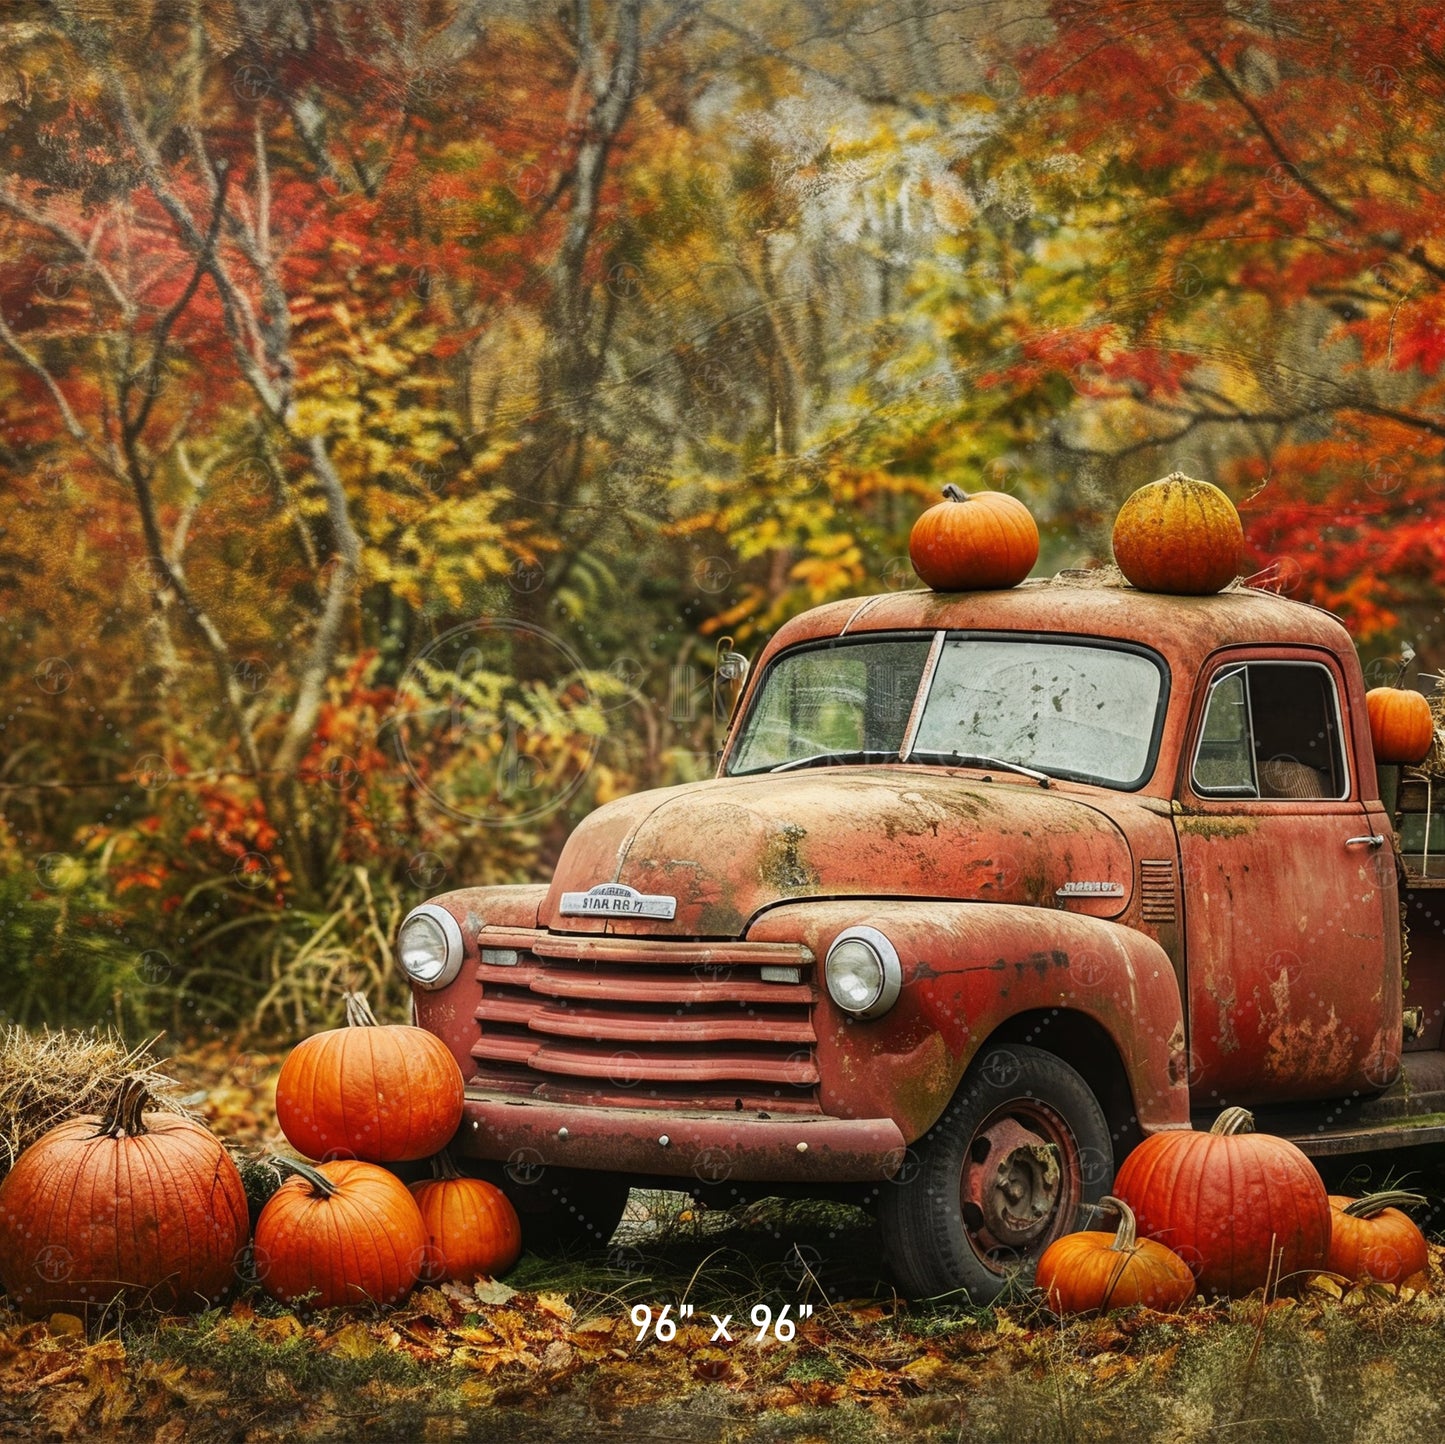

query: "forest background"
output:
2 0 1443 1038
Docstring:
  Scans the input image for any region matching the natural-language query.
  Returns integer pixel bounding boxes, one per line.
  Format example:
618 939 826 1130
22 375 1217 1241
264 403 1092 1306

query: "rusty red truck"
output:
394 578 1445 1300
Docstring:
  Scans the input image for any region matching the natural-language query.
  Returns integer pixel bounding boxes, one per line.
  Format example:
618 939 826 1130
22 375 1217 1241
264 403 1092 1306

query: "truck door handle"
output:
1345 835 1385 848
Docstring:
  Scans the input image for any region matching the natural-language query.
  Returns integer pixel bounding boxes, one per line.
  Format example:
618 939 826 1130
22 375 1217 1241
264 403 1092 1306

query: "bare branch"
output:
0 307 93 448
0 189 133 317
125 165 230 445
270 434 364 778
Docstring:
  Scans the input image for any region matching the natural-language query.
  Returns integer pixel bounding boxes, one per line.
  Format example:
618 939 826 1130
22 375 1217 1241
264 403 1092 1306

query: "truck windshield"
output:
727 634 1165 788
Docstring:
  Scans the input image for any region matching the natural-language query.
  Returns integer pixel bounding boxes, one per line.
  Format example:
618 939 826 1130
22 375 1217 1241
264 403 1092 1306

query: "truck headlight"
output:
824 926 902 1019
396 904 464 989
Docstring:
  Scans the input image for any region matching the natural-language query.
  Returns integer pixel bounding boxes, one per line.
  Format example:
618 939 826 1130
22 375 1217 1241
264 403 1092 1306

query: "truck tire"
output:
460 1159 631 1255
879 1043 1113 1302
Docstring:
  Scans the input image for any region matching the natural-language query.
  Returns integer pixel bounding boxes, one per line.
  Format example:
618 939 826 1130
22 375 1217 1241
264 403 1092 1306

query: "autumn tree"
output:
945 0 1445 654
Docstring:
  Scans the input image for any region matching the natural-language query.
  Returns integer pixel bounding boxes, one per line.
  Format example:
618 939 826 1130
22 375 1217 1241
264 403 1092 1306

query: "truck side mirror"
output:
714 637 750 721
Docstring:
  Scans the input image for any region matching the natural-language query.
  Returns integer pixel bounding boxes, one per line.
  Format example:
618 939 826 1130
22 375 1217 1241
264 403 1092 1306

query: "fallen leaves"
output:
4 1270 1445 1441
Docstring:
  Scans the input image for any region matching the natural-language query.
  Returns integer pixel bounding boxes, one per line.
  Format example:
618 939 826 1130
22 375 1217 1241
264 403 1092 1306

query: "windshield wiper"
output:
905 750 1051 786
770 749 899 773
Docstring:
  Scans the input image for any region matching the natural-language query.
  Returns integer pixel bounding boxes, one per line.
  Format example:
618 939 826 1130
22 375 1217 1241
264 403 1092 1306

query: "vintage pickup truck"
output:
395 578 1445 1299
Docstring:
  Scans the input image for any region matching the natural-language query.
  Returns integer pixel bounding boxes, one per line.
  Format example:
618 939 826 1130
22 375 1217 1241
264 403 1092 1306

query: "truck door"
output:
1175 652 1401 1106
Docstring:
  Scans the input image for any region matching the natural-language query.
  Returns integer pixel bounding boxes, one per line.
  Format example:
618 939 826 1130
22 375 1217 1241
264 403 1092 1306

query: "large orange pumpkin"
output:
1037 1195 1195 1316
253 1157 427 1309
1365 687 1435 765
1326 1191 1429 1286
275 991 464 1162
410 1152 522 1283
1112 473 1243 595
0 1076 249 1316
1111 1107 1330 1298
908 484 1039 591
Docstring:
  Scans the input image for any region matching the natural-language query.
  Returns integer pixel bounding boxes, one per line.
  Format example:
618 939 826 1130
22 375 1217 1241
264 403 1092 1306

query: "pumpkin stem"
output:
272 1155 340 1200
941 483 969 502
344 991 381 1028
430 1148 463 1181
1209 1106 1256 1136
1340 1190 1426 1218
98 1074 152 1138
1099 1195 1139 1253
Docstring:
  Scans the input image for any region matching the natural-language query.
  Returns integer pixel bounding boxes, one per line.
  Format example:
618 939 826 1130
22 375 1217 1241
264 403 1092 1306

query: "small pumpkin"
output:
0 1076 249 1316
410 1151 522 1283
1112 473 1243 595
1112 1106 1330 1298
1037 1195 1195 1315
275 991 464 1163
1326 1190 1429 1286
1365 687 1434 765
908 484 1039 591
253 1157 427 1309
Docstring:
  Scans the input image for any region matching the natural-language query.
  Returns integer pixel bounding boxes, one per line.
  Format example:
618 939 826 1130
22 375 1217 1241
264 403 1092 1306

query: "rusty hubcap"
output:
959 1103 1082 1273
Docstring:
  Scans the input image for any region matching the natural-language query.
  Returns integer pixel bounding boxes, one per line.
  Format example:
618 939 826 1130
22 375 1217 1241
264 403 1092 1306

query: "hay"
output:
0 1026 185 1177
1401 675 1445 782
1045 564 1129 588
1046 562 1259 593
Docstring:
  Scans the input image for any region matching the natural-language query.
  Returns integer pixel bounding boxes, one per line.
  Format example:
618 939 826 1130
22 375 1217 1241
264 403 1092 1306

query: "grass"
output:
109 1287 1445 1443
8 1208 1445 1443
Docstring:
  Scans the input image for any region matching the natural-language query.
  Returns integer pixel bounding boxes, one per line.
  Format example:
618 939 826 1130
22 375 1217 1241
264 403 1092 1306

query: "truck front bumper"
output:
457 1089 907 1185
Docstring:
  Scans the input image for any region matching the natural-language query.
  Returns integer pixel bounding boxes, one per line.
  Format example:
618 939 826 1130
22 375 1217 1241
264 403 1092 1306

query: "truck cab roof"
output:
761 577 1355 680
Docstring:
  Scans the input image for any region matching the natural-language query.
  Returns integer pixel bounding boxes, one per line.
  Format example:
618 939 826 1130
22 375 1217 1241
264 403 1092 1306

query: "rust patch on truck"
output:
1176 815 1258 840
758 822 819 894
1256 969 1358 1085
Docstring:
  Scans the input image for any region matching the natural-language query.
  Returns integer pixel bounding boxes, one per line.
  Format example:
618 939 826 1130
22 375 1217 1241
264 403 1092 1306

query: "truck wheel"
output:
879 1043 1113 1302
461 1159 631 1255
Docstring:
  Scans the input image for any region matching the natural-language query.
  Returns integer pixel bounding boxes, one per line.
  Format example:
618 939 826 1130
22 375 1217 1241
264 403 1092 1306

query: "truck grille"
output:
468 928 821 1113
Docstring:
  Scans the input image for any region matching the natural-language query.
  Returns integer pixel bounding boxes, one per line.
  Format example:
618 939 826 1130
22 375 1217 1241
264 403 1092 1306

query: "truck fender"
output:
747 900 1190 1143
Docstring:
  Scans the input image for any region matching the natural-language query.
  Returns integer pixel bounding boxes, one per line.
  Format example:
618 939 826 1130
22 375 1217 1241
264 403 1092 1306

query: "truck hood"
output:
539 768 1134 937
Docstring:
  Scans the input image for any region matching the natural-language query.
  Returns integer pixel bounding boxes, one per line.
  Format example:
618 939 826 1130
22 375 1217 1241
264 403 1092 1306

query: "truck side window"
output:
1192 662 1347 800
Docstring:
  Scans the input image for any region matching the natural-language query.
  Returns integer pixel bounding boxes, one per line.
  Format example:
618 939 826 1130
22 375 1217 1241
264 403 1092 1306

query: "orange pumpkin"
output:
1112 1106 1330 1298
410 1152 522 1283
1326 1191 1429 1286
275 991 464 1163
0 1076 249 1316
1037 1195 1195 1315
908 484 1039 591
1365 687 1435 765
254 1158 427 1309
1112 473 1243 595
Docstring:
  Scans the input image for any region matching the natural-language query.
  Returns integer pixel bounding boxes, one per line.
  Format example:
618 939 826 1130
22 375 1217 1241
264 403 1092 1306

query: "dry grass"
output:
0 1026 183 1176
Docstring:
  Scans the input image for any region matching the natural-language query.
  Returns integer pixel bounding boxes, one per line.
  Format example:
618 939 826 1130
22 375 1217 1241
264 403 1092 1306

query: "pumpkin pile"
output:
265 990 519 1302
0 993 518 1320
1041 1108 1434 1316
1111 472 1243 595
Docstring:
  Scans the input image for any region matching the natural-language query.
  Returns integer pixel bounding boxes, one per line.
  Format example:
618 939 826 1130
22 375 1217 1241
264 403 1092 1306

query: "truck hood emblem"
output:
560 882 678 920
1055 881 1125 898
